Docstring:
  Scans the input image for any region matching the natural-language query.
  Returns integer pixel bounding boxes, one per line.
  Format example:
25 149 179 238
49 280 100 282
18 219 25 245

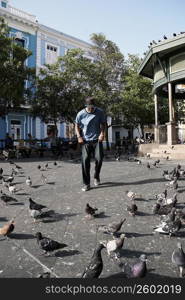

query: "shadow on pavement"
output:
55 249 81 258
9 233 35 239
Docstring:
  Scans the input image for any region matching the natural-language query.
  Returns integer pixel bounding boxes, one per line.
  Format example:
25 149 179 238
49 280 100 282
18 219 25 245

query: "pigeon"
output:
146 162 150 169
26 176 32 187
178 169 185 177
37 165 41 170
153 218 181 237
6 175 14 183
166 156 169 160
2 178 9 188
163 172 176 181
37 272 51 278
102 234 126 260
119 254 148 278
29 198 46 212
172 243 185 277
166 178 178 190
155 189 167 202
41 173 47 184
54 162 57 166
81 243 105 278
163 193 177 206
125 190 141 200
14 164 22 170
175 209 185 225
98 218 126 235
160 207 176 223
0 190 18 205
126 201 138 217
0 219 15 237
0 168 3 175
35 232 67 255
85 203 98 217
29 209 43 222
153 203 175 215
11 168 18 176
8 184 19 194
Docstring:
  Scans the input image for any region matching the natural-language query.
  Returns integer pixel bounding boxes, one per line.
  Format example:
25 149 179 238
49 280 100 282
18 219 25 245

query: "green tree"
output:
0 17 35 116
90 33 126 112
31 62 65 135
118 54 154 138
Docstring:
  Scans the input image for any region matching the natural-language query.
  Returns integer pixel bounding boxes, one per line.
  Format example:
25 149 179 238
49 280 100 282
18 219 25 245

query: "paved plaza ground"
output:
0 154 185 278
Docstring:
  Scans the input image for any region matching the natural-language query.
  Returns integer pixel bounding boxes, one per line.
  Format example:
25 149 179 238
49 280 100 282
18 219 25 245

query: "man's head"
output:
85 97 95 112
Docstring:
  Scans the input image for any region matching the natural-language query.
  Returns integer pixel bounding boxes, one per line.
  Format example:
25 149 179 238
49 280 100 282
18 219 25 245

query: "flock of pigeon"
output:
0 156 185 278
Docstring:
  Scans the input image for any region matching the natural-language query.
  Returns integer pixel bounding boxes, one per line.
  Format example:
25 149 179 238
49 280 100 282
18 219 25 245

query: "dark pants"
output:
81 140 104 186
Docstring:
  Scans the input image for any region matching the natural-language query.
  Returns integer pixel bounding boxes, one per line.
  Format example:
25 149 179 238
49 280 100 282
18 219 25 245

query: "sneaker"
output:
94 179 100 186
81 185 90 192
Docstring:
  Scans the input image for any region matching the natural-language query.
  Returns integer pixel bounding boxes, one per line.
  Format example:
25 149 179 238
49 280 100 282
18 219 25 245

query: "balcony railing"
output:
2 5 37 23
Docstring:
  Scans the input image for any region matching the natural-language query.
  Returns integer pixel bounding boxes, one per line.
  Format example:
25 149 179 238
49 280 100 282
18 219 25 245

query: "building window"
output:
46 44 58 64
15 38 25 48
1 1 7 8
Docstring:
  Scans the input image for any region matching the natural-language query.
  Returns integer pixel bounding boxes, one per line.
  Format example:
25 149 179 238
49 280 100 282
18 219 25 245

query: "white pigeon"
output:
29 209 42 222
125 190 141 200
163 194 177 205
8 185 17 194
102 234 126 260
26 176 32 187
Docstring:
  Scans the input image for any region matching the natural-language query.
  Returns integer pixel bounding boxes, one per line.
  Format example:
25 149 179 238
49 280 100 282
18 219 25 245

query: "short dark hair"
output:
85 96 95 106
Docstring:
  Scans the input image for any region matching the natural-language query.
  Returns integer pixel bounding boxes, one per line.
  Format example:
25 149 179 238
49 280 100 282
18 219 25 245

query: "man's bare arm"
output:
99 122 106 141
75 123 84 144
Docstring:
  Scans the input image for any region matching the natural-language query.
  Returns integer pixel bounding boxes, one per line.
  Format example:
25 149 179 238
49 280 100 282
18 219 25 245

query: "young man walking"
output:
75 97 106 191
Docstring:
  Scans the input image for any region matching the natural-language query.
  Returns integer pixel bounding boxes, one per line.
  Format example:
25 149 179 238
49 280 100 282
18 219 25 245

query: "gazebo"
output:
138 33 185 158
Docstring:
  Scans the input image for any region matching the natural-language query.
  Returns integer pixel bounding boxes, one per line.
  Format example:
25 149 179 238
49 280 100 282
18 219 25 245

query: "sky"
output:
10 0 185 57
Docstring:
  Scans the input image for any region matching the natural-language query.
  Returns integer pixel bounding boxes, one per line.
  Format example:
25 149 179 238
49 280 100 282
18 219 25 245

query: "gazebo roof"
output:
138 33 185 79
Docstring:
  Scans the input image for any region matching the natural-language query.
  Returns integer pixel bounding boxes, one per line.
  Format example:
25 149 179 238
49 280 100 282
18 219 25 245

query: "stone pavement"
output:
0 155 185 278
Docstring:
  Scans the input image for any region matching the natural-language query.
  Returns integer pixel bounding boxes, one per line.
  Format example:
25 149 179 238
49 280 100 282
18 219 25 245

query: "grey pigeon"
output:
160 207 176 223
155 189 167 203
153 218 181 237
35 232 67 255
81 243 105 278
119 254 148 278
126 201 138 217
0 190 18 205
172 243 185 277
85 203 98 217
98 218 126 235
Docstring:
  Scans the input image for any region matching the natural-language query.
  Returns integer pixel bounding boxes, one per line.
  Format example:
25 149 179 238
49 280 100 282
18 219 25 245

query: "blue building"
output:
0 0 92 143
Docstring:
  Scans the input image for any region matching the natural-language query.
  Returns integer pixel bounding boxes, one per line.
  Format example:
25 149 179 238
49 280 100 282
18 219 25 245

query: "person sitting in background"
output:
26 133 36 156
4 133 14 150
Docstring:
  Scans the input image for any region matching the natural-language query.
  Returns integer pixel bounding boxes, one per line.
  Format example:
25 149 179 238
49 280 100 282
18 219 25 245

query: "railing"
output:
7 5 37 23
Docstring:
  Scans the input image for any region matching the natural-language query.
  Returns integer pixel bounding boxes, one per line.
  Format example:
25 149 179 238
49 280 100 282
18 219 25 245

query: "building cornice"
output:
38 24 92 50
0 7 38 29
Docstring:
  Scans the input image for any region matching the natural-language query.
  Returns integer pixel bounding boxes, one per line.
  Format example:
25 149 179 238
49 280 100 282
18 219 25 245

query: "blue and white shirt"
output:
75 107 106 141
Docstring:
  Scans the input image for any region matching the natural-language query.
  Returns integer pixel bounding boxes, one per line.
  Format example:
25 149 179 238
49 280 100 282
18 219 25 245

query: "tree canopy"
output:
0 17 35 116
